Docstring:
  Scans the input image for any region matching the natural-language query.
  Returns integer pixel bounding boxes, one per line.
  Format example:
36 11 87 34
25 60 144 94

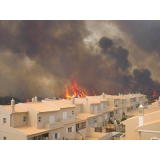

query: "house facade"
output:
0 93 148 140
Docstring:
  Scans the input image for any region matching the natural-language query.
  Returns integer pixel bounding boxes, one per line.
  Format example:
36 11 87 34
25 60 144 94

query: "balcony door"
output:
49 115 55 124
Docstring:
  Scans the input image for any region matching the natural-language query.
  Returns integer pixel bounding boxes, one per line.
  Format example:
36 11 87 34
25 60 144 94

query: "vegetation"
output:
108 120 114 124
121 116 127 121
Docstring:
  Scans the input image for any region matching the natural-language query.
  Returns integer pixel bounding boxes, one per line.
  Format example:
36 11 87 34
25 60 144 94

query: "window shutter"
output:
66 128 68 134
72 126 74 132
58 132 60 139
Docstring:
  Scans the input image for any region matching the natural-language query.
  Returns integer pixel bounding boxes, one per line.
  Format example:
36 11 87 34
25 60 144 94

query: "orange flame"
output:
26 98 30 102
70 75 86 98
64 85 71 99
154 99 158 102
64 75 86 99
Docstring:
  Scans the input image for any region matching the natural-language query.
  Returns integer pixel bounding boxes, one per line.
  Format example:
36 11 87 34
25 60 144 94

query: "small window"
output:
3 137 6 140
55 133 58 139
3 118 6 124
38 117 41 122
68 127 72 133
72 111 74 115
23 117 26 122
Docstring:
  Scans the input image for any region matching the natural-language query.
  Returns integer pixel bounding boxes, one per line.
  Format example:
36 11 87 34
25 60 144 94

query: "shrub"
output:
121 116 127 121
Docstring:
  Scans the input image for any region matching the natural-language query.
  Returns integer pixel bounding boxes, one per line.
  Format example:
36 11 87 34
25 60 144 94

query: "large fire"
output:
64 75 86 99
149 90 158 103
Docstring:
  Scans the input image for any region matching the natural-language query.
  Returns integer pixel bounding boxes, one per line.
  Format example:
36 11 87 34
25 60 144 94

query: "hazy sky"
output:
0 20 160 99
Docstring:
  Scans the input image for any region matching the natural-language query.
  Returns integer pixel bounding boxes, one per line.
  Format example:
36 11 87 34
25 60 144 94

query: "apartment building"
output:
0 93 148 140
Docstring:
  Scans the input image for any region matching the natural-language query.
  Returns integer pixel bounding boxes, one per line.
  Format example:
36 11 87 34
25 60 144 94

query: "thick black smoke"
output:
99 37 131 71
98 36 160 95
0 20 159 100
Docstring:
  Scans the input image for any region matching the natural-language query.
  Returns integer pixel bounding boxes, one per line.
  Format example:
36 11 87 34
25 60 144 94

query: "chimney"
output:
139 104 144 126
102 92 105 99
11 98 15 113
32 98 35 102
71 95 75 104
35 96 38 102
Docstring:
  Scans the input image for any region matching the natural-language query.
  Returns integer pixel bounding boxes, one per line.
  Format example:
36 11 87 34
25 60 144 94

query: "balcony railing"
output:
44 121 64 130
102 108 108 112
92 110 103 115
61 116 75 124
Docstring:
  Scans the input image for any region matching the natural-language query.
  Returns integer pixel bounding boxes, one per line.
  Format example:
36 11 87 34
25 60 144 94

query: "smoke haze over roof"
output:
0 20 160 99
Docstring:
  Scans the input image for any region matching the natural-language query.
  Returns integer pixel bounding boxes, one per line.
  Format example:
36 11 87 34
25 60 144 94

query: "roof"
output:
75 97 100 105
75 114 87 122
108 106 122 111
14 126 48 136
76 113 97 118
43 100 76 109
3 105 28 113
62 99 83 106
87 96 108 102
20 102 60 113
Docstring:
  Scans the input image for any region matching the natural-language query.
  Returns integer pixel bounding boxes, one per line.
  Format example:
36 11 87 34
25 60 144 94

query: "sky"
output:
0 20 160 99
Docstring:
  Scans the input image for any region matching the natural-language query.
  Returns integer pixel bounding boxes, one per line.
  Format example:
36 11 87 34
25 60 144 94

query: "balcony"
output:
44 121 64 130
61 116 75 124
102 108 108 112
92 110 103 116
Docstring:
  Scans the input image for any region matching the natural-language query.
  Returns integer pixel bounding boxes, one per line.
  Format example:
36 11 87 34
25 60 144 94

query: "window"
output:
23 117 26 122
68 127 72 133
115 110 118 114
72 111 74 115
115 100 119 107
55 133 58 139
54 132 60 139
105 114 108 119
3 137 6 140
63 112 67 119
3 118 6 124
100 103 103 109
38 117 41 122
